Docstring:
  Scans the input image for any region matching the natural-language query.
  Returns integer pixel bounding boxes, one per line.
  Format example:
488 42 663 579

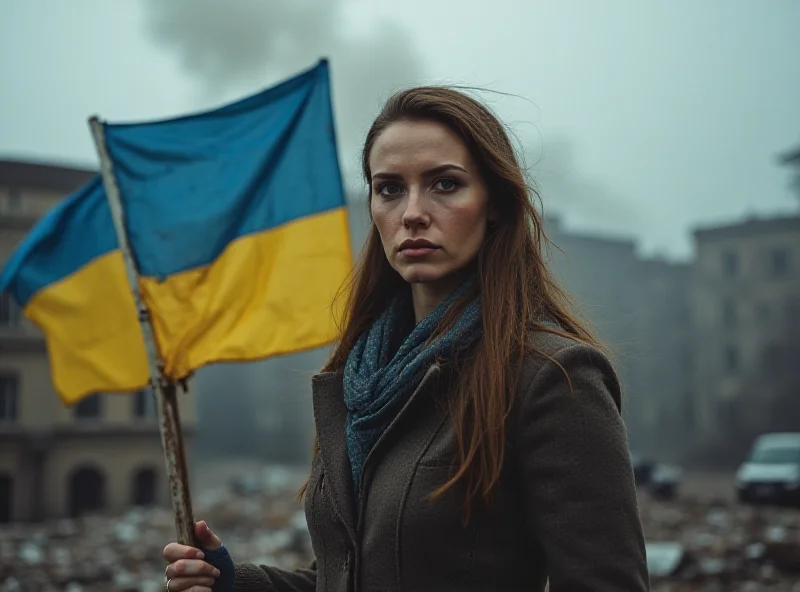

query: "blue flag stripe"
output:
105 59 345 278
0 177 117 307
0 59 346 304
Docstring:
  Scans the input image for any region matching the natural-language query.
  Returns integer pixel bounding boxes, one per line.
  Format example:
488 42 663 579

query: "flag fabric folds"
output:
0 59 353 404
0 178 150 400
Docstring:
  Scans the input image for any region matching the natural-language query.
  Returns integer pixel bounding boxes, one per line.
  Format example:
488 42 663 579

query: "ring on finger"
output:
165 577 172 592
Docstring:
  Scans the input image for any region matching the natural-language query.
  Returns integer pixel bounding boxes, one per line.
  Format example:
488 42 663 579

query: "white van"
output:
735 432 800 506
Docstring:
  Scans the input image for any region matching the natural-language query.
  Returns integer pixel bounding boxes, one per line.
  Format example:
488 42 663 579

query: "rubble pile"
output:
2 467 799 591
0 468 314 592
641 494 800 591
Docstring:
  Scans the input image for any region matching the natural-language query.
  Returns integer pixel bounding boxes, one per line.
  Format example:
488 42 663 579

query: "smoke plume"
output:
142 1 426 462
143 0 426 179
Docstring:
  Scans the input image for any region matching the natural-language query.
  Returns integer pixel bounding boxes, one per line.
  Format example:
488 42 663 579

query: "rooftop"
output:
544 215 637 250
0 158 95 194
693 213 800 242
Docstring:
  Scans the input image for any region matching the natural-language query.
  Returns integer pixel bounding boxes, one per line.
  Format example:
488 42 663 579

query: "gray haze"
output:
527 136 647 235
1 1 799 462
2 0 798 256
143 0 425 180
138 0 425 462
140 2 646 230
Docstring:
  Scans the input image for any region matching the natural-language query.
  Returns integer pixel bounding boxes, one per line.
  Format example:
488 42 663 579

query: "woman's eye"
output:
434 178 459 192
377 183 403 197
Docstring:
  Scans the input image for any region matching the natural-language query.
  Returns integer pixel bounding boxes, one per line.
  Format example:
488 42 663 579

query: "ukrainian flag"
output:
0 60 352 404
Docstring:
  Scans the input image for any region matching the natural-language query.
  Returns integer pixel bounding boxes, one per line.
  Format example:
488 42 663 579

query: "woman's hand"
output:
163 521 226 592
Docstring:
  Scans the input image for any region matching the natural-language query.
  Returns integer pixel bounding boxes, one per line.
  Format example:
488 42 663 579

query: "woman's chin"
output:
398 263 471 289
399 265 448 285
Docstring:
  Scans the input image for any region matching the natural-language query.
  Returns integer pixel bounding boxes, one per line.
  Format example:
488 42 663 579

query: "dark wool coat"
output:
233 331 650 591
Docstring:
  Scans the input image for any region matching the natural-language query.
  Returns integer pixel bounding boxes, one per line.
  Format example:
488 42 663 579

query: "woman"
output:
163 87 650 592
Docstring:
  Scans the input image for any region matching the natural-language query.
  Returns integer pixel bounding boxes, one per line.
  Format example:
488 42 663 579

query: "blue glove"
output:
203 544 235 592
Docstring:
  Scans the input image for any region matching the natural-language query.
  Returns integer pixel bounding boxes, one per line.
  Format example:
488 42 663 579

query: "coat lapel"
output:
310 364 446 544
311 371 357 542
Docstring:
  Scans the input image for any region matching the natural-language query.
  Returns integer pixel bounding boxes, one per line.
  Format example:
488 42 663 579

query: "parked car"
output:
630 452 681 500
648 464 681 501
736 432 800 507
630 453 655 487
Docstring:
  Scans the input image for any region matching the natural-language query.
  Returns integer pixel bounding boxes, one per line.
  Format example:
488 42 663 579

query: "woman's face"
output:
369 119 492 290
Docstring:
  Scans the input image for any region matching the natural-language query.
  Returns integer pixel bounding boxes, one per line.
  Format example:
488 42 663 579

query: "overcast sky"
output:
1 0 798 260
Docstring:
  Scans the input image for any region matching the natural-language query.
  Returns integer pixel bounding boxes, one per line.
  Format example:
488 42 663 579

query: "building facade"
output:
543 217 652 442
632 258 692 460
544 216 696 460
0 159 196 522
690 215 800 463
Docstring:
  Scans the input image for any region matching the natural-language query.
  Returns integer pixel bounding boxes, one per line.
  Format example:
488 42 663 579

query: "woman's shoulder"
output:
524 328 614 369
516 328 621 413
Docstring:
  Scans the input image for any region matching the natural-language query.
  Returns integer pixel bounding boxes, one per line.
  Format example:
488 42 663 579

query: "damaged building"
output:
0 159 197 522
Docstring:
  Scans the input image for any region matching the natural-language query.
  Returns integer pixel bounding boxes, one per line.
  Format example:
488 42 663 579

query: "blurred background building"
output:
543 208 800 467
2 3 799 588
0 159 197 522
2 144 799 525
690 214 800 465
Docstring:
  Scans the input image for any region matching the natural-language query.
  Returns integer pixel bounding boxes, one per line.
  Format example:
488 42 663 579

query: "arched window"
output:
133 389 156 419
74 395 102 420
132 467 158 506
0 472 12 523
68 465 105 517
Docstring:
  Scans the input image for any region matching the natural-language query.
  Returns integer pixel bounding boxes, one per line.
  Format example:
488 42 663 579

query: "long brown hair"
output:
305 87 600 519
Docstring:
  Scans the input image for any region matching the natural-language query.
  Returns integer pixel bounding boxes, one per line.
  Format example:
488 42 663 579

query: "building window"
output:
720 400 740 432
724 345 740 373
7 188 22 212
0 473 12 523
722 250 739 278
769 248 789 277
74 394 102 420
0 293 21 328
0 375 18 422
788 297 800 326
132 468 158 506
722 299 737 327
762 344 787 375
68 466 105 518
755 302 771 322
683 390 695 431
133 389 156 419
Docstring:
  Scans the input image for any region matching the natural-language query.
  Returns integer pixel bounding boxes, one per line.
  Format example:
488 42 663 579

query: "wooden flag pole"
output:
88 116 199 548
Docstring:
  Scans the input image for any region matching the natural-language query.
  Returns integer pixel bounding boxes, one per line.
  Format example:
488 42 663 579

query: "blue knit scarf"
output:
343 280 482 496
